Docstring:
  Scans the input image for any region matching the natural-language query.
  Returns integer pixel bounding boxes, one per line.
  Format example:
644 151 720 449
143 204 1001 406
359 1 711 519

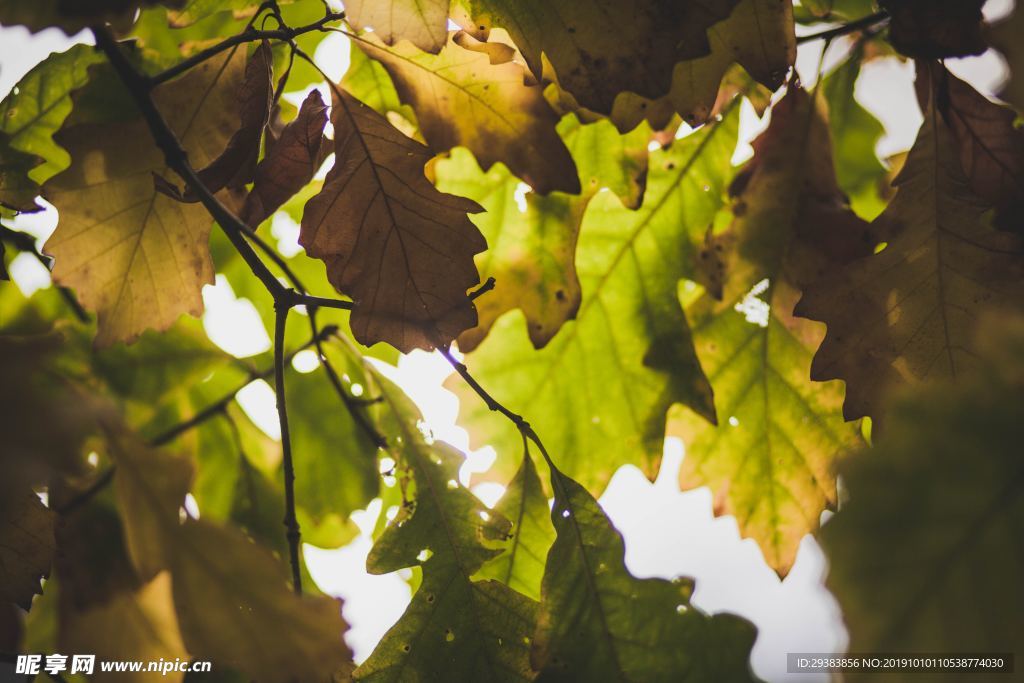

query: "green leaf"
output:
476 446 554 602
107 426 194 581
0 138 43 212
357 32 580 195
346 0 450 53
672 87 868 575
820 315 1024 668
433 115 650 351
355 372 537 682
0 489 55 610
822 47 888 220
287 339 380 539
795 74 1024 423
0 44 105 185
171 518 354 682
455 0 740 114
610 0 796 131
533 460 761 681
450 109 738 494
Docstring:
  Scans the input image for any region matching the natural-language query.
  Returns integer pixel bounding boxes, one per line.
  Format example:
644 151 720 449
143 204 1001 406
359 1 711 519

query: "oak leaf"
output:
449 111 737 495
456 0 741 114
796 74 1024 422
610 0 796 131
43 46 248 346
921 63 1024 234
358 32 579 195
240 88 329 228
300 87 485 352
183 40 273 200
533 461 761 681
879 0 987 58
0 490 55 610
355 373 537 682
346 0 450 53
672 87 868 575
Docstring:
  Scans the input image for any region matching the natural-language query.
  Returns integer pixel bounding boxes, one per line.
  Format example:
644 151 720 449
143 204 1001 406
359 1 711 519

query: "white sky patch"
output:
271 212 304 257
732 97 767 166
513 182 530 213
235 379 281 441
459 447 497 486
734 277 771 327
202 274 272 358
471 482 507 508
183 493 201 519
8 252 51 297
291 349 321 373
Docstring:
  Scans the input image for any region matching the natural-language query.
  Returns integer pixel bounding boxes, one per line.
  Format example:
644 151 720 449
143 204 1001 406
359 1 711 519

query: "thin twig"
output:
796 10 889 45
149 10 346 85
274 301 303 594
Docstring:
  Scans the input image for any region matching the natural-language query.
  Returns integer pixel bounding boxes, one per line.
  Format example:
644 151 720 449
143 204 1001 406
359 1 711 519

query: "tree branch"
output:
274 301 303 594
796 11 889 45
148 10 346 86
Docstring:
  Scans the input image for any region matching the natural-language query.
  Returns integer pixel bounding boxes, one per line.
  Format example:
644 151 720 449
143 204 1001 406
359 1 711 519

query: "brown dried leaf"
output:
0 490 55 610
240 89 329 228
300 88 485 352
182 41 273 200
879 0 987 58
921 63 1024 234
359 32 580 194
796 75 1024 422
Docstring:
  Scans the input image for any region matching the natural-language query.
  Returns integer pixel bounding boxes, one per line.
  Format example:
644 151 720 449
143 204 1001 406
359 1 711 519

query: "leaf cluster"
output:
2 0 1024 679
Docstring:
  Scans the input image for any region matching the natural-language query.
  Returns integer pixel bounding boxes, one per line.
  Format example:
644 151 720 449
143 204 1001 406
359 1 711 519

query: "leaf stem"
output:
796 11 889 45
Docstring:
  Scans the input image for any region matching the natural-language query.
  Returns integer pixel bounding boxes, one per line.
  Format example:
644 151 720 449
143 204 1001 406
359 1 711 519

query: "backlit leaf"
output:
611 0 796 131
796 71 1024 423
455 0 740 114
358 32 580 195
476 446 554 602
533 461 761 681
300 87 485 352
673 87 867 575
922 63 1024 234
43 46 249 346
450 110 738 493
0 44 104 187
355 373 537 682
346 0 450 54
240 88 329 228
171 518 354 683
